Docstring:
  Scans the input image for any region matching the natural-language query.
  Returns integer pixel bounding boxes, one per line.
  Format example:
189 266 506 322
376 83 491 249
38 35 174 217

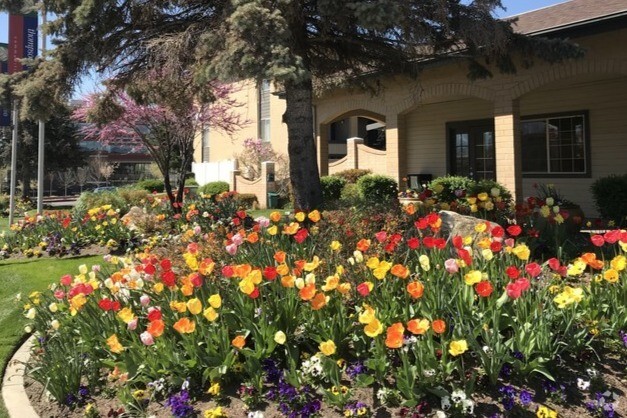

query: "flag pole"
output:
8 100 19 226
36 6 46 214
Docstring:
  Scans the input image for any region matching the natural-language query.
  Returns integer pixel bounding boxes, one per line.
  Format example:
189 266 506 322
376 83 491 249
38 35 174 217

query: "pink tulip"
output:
140 331 154 346
226 243 238 255
140 295 151 306
127 318 138 331
444 258 459 274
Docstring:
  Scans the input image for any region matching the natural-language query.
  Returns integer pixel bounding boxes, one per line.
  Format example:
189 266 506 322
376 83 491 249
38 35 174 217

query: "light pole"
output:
37 7 47 214
8 100 19 226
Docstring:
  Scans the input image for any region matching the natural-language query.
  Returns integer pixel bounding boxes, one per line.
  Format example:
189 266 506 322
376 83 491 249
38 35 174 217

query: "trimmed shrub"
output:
199 181 230 196
117 187 151 208
135 179 164 193
74 191 128 216
469 179 513 203
334 169 372 184
321 176 347 202
591 174 627 224
429 175 474 203
357 174 398 204
235 193 259 209
340 183 361 206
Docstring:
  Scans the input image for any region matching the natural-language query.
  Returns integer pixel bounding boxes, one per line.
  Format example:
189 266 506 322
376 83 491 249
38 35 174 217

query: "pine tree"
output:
0 0 583 209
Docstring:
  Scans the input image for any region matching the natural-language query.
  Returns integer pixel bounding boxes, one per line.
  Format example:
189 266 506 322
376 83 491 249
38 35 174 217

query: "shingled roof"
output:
510 0 627 35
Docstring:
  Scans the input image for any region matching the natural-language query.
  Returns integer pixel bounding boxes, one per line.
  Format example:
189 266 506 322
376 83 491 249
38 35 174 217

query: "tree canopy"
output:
0 0 583 209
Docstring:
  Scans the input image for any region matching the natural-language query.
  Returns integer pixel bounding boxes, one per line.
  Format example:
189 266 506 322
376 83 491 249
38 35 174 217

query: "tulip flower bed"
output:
18 206 627 418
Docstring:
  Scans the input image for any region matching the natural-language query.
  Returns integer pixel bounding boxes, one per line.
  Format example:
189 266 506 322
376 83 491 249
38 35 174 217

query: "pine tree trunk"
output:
283 79 322 210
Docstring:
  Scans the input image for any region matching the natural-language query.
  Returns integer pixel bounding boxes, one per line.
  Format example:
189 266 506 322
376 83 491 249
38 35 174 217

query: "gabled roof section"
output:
510 0 627 35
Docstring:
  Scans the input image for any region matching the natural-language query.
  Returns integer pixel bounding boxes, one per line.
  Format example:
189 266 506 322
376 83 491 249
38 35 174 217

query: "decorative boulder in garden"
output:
439 210 500 239
121 206 157 233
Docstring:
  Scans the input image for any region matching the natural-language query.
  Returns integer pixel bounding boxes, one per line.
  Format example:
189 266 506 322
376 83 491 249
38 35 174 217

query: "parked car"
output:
93 186 117 193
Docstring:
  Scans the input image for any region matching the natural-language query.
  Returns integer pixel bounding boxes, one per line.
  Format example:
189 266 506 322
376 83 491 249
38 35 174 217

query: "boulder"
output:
439 210 500 239
121 206 156 232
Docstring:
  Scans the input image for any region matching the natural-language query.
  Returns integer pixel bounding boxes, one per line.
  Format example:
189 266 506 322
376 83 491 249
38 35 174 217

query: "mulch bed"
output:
22 350 626 417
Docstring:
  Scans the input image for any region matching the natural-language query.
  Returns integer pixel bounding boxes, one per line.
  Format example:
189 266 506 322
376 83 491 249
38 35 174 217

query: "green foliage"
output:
591 175 627 224
356 174 398 204
74 191 128 216
334 169 372 184
199 181 230 196
0 195 9 214
116 187 150 208
469 179 512 202
235 193 259 210
320 176 347 202
429 176 475 203
340 183 361 206
135 179 165 193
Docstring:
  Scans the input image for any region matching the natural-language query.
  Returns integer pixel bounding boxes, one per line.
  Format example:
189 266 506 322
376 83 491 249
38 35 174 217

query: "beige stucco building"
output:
195 0 627 216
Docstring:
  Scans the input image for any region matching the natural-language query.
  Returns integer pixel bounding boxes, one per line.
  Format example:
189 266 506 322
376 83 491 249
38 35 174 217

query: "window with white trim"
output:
522 112 589 176
201 128 210 163
258 80 271 142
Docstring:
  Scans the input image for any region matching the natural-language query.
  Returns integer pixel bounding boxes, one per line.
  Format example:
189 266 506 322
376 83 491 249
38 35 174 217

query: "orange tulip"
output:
247 232 259 244
276 263 290 276
311 292 327 310
406 281 424 299
356 239 371 252
281 275 295 288
299 284 316 301
199 259 215 276
147 319 165 337
269 211 282 223
274 251 286 264
385 322 405 349
173 317 196 334
391 264 410 279
307 210 321 222
233 264 252 279
432 319 446 334
283 222 300 235
407 318 430 335
232 335 246 349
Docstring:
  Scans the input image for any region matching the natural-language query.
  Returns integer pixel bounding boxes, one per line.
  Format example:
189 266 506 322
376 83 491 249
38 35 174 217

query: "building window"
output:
258 80 271 142
522 112 589 177
201 128 210 162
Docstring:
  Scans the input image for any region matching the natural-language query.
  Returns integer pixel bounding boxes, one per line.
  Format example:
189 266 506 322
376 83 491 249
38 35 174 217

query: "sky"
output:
0 0 568 96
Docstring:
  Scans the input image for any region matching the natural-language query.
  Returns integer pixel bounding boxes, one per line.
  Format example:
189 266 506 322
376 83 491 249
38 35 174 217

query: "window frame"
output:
258 79 271 142
521 110 591 179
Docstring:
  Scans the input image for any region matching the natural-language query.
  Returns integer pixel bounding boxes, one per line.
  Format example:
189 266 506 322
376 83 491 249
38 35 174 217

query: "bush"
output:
334 169 372 184
591 174 627 224
235 193 259 209
74 191 128 216
116 187 150 208
429 175 474 203
339 183 361 206
135 179 164 193
0 194 9 215
357 174 398 204
320 176 347 202
199 181 230 196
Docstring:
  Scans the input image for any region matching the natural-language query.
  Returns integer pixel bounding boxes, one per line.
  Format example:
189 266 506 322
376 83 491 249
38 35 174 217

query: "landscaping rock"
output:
121 206 156 233
439 210 499 239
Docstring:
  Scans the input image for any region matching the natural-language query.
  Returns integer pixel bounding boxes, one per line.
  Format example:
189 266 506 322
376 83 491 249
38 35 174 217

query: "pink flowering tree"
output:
73 79 245 212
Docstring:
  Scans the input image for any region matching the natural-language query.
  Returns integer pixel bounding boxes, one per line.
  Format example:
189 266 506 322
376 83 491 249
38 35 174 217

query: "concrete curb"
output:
2 336 39 418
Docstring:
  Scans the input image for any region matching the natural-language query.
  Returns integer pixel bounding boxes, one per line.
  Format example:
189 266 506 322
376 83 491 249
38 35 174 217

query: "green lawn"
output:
0 255 103 418
0 218 9 235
